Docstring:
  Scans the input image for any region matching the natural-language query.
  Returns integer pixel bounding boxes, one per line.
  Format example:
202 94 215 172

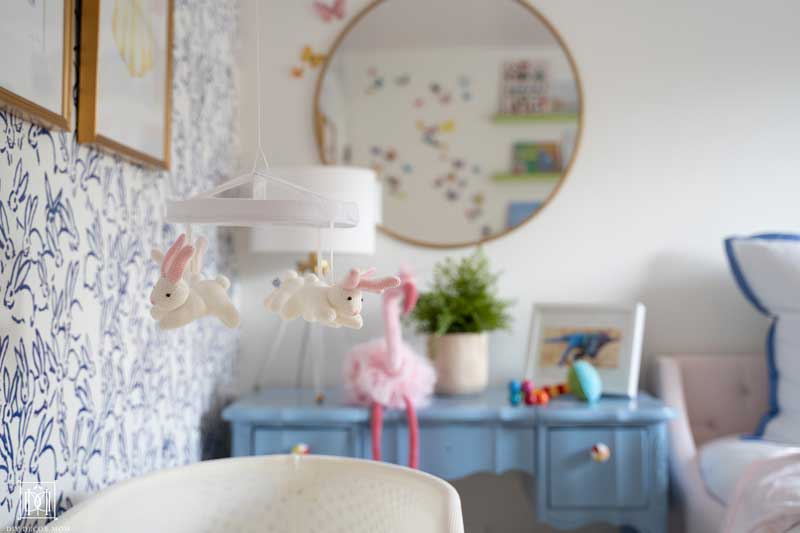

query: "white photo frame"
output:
525 303 646 397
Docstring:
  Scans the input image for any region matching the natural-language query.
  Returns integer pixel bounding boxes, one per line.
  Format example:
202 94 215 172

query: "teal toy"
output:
508 380 522 406
567 361 602 404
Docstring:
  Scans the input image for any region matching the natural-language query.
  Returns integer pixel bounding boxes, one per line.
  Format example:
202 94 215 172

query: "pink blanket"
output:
724 453 800 533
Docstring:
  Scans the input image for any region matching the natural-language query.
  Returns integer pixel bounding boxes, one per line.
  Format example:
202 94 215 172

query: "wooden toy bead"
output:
508 381 519 405
524 389 537 405
508 380 522 406
543 383 570 398
513 379 568 407
510 391 522 406
534 390 550 405
521 379 533 394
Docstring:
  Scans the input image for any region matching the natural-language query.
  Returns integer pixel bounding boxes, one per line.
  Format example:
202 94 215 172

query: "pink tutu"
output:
344 338 435 410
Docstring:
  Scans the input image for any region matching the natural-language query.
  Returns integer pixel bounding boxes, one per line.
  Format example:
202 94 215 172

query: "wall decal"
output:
368 146 409 198
313 0 346 23
364 67 385 95
416 119 455 150
301 45 327 68
465 206 483 221
293 46 328 80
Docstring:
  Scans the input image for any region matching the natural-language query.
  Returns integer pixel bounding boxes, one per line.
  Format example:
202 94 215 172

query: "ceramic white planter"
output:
428 332 489 395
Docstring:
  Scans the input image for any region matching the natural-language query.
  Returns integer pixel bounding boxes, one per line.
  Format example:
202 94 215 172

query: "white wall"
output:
235 0 800 394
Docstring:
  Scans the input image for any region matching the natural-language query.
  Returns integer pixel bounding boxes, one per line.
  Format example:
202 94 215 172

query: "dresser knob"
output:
591 443 611 463
291 442 310 455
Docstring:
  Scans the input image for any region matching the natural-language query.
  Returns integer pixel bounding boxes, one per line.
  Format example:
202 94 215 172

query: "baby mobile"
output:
150 0 394 334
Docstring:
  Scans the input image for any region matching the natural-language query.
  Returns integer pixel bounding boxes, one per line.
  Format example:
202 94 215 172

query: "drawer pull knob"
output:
591 443 611 463
291 442 310 455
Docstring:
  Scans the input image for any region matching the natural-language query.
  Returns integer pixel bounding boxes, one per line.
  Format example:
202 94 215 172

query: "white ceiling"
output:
340 0 560 51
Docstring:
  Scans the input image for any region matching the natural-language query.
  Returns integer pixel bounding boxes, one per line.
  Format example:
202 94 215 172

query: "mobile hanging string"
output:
253 0 269 175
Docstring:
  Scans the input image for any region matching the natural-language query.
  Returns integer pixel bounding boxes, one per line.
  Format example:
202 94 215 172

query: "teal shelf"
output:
492 113 579 124
491 172 562 182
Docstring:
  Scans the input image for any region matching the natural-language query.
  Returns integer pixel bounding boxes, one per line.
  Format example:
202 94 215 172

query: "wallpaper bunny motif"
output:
0 0 239 525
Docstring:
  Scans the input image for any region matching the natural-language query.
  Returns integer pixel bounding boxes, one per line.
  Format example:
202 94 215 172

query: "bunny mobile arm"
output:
150 233 240 330
264 267 401 329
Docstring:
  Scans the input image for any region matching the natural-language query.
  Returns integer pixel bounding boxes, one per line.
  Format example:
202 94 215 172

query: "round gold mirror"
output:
314 0 582 248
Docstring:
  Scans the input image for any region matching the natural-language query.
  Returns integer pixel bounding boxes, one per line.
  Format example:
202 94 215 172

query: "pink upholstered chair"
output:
652 354 769 533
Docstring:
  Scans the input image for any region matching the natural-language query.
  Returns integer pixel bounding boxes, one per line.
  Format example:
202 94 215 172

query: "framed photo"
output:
525 303 646 397
0 0 73 129
77 0 173 168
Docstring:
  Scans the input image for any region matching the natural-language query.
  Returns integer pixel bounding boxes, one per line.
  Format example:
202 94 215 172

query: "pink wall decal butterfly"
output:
314 0 346 22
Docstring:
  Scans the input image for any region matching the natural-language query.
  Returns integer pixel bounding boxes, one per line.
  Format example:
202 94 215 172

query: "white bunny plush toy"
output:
264 267 400 329
150 233 240 330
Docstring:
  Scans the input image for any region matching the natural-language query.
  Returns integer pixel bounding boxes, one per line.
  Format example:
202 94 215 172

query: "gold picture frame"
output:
78 0 173 169
313 0 584 249
0 0 74 130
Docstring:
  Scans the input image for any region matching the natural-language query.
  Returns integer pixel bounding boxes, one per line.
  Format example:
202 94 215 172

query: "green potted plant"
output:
411 249 512 394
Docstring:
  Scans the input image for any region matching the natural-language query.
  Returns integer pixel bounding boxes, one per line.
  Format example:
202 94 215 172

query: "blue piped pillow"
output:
725 233 800 444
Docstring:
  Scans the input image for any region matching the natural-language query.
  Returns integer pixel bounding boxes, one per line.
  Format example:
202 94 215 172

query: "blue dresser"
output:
223 388 672 532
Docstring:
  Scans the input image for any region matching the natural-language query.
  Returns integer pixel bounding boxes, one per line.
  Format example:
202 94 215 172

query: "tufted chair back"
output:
659 354 769 447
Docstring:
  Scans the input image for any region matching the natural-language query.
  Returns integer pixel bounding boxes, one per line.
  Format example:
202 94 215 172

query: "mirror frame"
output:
313 0 584 249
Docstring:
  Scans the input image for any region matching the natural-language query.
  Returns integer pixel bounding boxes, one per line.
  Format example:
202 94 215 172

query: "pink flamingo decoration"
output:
343 269 436 468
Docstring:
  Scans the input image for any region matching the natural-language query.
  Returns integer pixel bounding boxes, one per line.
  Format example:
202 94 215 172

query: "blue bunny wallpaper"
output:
0 0 239 524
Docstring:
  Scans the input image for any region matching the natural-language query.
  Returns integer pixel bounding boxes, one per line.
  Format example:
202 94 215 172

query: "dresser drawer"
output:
547 426 648 509
418 424 495 479
253 426 358 457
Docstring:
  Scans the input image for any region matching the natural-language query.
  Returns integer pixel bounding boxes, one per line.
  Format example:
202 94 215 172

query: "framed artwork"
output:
525 303 646 397
78 0 173 168
0 0 73 130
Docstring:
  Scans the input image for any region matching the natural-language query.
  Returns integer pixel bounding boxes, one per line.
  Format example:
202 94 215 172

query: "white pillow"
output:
726 234 800 445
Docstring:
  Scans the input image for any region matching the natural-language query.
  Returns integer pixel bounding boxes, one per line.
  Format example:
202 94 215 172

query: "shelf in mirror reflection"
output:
492 113 579 124
491 172 562 182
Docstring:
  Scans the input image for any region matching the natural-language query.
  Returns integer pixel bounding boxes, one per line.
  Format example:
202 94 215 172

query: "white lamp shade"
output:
250 166 381 255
